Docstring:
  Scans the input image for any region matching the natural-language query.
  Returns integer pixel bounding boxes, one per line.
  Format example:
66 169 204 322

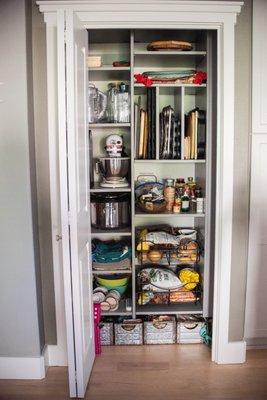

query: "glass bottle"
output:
181 188 190 213
186 176 196 190
190 189 197 213
164 179 175 212
173 196 182 213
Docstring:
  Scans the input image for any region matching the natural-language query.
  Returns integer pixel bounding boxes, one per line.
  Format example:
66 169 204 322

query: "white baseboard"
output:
246 337 267 349
0 355 46 379
46 344 68 366
216 340 247 364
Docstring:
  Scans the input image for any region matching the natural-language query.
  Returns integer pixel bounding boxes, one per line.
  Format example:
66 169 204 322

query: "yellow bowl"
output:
96 275 129 287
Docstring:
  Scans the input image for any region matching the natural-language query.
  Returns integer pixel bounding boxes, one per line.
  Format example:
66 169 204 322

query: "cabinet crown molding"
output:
37 0 243 17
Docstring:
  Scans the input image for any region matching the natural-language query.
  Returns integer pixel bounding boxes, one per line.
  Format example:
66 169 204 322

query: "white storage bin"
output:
100 322 114 346
177 321 204 344
144 317 176 344
115 320 143 345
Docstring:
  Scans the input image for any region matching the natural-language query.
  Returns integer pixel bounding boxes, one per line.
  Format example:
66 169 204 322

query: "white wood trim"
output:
37 1 243 16
252 0 267 133
38 5 245 396
57 9 77 397
245 134 267 341
45 12 68 368
211 18 247 364
0 356 46 379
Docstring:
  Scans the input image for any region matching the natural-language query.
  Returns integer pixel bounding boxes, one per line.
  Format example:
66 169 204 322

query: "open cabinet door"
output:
58 9 95 398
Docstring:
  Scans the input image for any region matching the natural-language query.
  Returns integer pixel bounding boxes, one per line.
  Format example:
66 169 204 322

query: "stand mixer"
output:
97 134 130 188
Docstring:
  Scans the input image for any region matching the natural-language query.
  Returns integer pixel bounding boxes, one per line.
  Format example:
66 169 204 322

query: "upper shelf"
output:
134 83 206 88
134 44 206 57
134 159 206 164
89 65 130 71
89 123 131 128
90 184 131 193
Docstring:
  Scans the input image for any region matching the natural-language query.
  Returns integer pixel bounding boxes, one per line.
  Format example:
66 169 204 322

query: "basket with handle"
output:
135 174 167 213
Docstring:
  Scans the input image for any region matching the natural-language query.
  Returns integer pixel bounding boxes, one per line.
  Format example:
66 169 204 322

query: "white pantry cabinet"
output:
37 1 244 398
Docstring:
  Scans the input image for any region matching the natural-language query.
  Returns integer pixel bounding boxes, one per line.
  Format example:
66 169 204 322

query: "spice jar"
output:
189 189 197 213
173 197 182 213
164 179 175 212
186 177 196 190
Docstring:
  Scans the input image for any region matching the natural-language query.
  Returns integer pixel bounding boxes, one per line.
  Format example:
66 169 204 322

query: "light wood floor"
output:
0 346 267 400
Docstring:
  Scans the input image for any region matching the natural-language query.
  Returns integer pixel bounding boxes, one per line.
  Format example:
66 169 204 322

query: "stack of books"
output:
184 108 206 160
134 88 156 159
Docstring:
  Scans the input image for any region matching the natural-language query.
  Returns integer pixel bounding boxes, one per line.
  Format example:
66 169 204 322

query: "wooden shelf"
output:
91 227 132 237
135 211 205 218
89 123 131 128
136 302 203 315
134 43 206 56
134 159 206 164
134 83 206 88
90 184 131 193
101 300 132 316
89 65 130 71
92 269 132 275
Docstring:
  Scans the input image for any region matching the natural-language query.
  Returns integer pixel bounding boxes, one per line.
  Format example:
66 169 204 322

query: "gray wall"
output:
0 0 44 357
31 0 57 344
229 0 251 341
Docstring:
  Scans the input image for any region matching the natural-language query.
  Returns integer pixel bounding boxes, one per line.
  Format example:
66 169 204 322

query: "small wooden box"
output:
114 320 143 345
144 317 176 344
87 56 102 68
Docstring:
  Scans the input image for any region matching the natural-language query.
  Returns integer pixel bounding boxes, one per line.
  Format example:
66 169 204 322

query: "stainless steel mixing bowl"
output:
98 157 130 181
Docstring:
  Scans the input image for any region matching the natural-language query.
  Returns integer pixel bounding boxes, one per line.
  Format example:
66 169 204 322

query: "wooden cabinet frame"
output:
38 1 245 397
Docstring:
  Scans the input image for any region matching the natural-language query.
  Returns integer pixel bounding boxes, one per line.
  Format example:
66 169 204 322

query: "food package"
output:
138 267 183 292
179 268 200 291
169 288 198 303
136 231 180 251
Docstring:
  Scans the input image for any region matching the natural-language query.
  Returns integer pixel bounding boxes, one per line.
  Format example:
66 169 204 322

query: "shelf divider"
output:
181 86 185 160
130 29 136 319
155 86 160 160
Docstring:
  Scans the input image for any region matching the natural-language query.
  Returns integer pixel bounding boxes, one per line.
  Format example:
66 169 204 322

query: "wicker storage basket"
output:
135 175 166 214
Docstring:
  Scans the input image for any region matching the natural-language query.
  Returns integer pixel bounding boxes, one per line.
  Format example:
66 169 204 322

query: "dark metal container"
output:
90 193 130 230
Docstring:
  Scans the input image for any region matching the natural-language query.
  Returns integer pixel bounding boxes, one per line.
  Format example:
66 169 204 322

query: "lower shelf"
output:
101 300 132 316
136 302 202 315
91 227 132 237
93 269 132 275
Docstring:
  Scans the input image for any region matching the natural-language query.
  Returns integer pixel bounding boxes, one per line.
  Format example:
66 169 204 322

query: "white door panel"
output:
65 10 95 398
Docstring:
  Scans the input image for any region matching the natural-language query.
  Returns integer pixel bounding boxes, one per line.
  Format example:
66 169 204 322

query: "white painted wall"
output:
0 0 44 357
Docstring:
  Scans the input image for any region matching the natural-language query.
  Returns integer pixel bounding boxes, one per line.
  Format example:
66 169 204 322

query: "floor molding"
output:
216 340 247 364
46 344 68 366
0 355 46 379
246 337 267 349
